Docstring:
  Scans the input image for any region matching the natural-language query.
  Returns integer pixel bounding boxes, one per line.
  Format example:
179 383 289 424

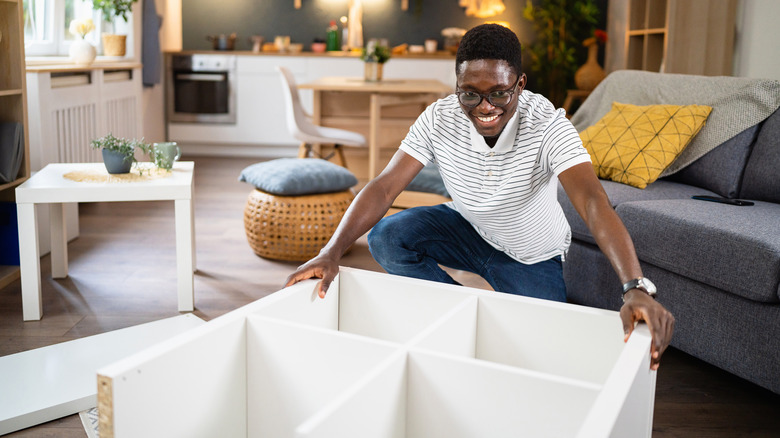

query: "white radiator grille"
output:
53 97 139 163
105 97 138 140
55 104 100 163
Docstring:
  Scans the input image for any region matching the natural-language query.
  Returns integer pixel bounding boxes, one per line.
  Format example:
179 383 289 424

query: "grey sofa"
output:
558 71 780 394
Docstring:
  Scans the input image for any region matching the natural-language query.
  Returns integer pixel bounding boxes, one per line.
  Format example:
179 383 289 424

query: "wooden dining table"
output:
298 77 452 179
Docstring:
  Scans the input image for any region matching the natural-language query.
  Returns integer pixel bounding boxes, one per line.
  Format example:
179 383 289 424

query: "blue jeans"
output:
368 204 567 302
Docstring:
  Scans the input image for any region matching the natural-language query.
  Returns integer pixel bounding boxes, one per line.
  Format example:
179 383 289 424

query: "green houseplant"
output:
523 0 601 107
361 39 391 81
92 0 138 56
91 133 150 174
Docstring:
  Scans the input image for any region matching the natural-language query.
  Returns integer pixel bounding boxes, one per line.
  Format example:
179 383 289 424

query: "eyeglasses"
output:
456 75 521 108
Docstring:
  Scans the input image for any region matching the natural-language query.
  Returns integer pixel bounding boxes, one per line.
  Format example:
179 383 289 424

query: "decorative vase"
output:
575 42 606 91
102 33 127 57
101 149 132 174
364 61 383 82
69 38 97 65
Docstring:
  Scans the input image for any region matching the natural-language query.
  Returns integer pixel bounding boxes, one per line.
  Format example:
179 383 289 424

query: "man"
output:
286 24 674 369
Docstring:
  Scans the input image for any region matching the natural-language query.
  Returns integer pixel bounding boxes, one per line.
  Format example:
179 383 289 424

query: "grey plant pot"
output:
101 148 132 174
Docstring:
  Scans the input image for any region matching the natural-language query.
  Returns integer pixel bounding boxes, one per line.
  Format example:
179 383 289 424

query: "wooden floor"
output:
1 156 778 437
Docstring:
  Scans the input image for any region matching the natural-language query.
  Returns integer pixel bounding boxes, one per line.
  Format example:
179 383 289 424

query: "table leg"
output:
17 203 42 321
50 203 69 278
369 93 381 179
175 199 195 312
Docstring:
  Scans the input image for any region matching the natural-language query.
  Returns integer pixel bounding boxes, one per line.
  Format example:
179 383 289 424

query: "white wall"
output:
733 0 780 80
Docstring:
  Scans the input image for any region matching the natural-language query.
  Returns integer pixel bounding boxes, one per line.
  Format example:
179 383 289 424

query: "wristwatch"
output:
622 277 657 302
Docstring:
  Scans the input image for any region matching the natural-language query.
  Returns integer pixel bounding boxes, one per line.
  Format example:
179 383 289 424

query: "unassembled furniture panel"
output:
98 268 656 437
0 314 205 435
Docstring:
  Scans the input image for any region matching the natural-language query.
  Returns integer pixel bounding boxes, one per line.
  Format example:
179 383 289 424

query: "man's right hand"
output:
284 254 340 299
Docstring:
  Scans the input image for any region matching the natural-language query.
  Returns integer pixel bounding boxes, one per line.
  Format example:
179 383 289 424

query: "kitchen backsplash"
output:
182 0 532 52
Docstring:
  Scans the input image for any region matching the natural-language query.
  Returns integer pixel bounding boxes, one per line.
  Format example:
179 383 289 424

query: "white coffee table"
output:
15 162 196 321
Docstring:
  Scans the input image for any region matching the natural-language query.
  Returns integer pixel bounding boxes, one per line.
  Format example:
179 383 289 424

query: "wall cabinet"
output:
606 0 738 76
0 0 31 288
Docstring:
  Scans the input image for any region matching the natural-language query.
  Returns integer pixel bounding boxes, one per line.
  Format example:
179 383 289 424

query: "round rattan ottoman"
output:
243 189 354 261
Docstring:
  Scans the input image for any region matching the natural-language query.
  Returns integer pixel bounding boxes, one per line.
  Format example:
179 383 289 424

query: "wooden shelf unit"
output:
605 0 737 76
0 0 31 284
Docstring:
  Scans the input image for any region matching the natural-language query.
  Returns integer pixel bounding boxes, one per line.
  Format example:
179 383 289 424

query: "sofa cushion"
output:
238 158 357 196
616 199 780 303
406 164 450 197
557 180 718 244
579 102 712 189
740 108 780 203
662 124 759 198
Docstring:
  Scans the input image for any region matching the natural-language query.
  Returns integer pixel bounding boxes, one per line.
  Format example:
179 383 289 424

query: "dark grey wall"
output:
182 0 533 52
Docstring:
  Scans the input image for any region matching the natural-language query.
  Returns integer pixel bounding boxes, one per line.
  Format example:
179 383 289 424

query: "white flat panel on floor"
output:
338 269 472 343
246 316 399 438
406 350 601 438
475 294 625 384
0 314 204 435
295 352 407 438
100 317 247 438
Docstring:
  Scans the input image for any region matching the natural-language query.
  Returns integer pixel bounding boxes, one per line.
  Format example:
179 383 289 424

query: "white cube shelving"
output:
97 268 656 437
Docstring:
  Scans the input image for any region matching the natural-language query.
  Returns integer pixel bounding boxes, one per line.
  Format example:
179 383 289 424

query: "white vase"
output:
69 39 97 65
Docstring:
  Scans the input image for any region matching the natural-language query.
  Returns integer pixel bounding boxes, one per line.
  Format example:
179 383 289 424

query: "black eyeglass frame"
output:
455 75 522 108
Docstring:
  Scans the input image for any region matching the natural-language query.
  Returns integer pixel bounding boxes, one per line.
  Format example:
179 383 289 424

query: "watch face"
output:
639 278 657 294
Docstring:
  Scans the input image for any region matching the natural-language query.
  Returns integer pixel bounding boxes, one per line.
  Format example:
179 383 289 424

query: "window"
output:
23 0 133 57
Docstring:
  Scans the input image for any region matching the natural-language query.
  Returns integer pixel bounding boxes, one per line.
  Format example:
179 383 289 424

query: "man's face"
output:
456 59 526 140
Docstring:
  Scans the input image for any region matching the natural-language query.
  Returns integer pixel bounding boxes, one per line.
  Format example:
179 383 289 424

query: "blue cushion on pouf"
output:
239 158 358 195
406 164 450 197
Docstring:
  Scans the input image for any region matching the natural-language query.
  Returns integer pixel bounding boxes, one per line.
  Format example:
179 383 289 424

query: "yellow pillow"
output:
579 102 712 189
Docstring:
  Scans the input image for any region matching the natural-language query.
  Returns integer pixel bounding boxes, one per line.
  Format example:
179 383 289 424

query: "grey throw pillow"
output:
239 158 357 195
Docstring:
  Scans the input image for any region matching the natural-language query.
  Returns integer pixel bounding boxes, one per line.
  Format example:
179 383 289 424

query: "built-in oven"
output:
167 54 237 124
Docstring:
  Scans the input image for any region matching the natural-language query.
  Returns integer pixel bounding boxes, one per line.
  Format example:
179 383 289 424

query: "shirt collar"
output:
467 108 520 153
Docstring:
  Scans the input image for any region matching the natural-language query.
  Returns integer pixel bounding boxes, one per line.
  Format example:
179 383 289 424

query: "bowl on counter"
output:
311 42 326 53
289 43 304 54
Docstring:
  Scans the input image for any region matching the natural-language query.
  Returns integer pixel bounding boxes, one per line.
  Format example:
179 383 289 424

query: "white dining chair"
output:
277 66 366 168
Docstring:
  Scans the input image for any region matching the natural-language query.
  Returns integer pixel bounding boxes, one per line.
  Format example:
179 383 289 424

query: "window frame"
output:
24 0 134 58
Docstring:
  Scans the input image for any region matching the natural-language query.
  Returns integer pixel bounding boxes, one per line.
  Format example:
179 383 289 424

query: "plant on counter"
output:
91 133 151 174
91 0 138 56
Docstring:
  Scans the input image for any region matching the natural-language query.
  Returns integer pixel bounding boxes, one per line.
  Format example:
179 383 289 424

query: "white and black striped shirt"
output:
399 91 591 264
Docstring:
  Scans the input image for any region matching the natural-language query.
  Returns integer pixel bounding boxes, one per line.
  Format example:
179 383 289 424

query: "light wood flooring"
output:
1 156 778 437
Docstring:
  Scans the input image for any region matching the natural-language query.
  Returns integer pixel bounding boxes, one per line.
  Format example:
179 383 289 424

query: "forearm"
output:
585 199 643 284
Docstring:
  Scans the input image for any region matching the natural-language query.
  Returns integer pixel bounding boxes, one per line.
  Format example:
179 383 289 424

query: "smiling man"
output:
286 24 674 369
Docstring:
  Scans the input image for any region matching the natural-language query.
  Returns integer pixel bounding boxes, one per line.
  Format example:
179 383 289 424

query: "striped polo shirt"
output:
399 91 591 264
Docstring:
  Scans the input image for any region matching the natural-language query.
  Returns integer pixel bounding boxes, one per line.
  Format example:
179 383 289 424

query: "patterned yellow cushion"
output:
579 102 712 189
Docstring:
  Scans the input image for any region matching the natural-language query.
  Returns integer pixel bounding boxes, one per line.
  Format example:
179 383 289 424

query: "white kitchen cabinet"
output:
97 267 656 438
168 55 454 158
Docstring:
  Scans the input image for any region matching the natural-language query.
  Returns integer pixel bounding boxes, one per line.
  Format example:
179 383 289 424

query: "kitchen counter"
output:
25 60 142 73
166 50 455 60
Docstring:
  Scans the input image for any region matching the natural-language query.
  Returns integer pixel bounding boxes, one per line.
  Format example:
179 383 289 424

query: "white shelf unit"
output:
98 268 656 438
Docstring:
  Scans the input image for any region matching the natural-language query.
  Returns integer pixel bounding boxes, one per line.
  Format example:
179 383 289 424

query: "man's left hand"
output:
620 289 675 370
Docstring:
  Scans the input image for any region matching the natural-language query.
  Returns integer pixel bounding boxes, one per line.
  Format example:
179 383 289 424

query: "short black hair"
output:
455 24 522 77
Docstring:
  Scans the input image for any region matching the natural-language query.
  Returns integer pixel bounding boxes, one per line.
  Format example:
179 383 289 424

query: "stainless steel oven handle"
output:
175 73 225 81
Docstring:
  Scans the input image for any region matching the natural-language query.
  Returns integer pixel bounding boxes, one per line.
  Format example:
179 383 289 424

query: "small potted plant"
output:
92 0 138 57
361 39 391 81
91 133 149 174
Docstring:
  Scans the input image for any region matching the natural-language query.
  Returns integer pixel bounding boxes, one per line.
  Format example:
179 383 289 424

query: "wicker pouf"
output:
243 189 354 261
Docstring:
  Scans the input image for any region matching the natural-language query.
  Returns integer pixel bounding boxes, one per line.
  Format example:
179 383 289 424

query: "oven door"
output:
167 59 236 124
